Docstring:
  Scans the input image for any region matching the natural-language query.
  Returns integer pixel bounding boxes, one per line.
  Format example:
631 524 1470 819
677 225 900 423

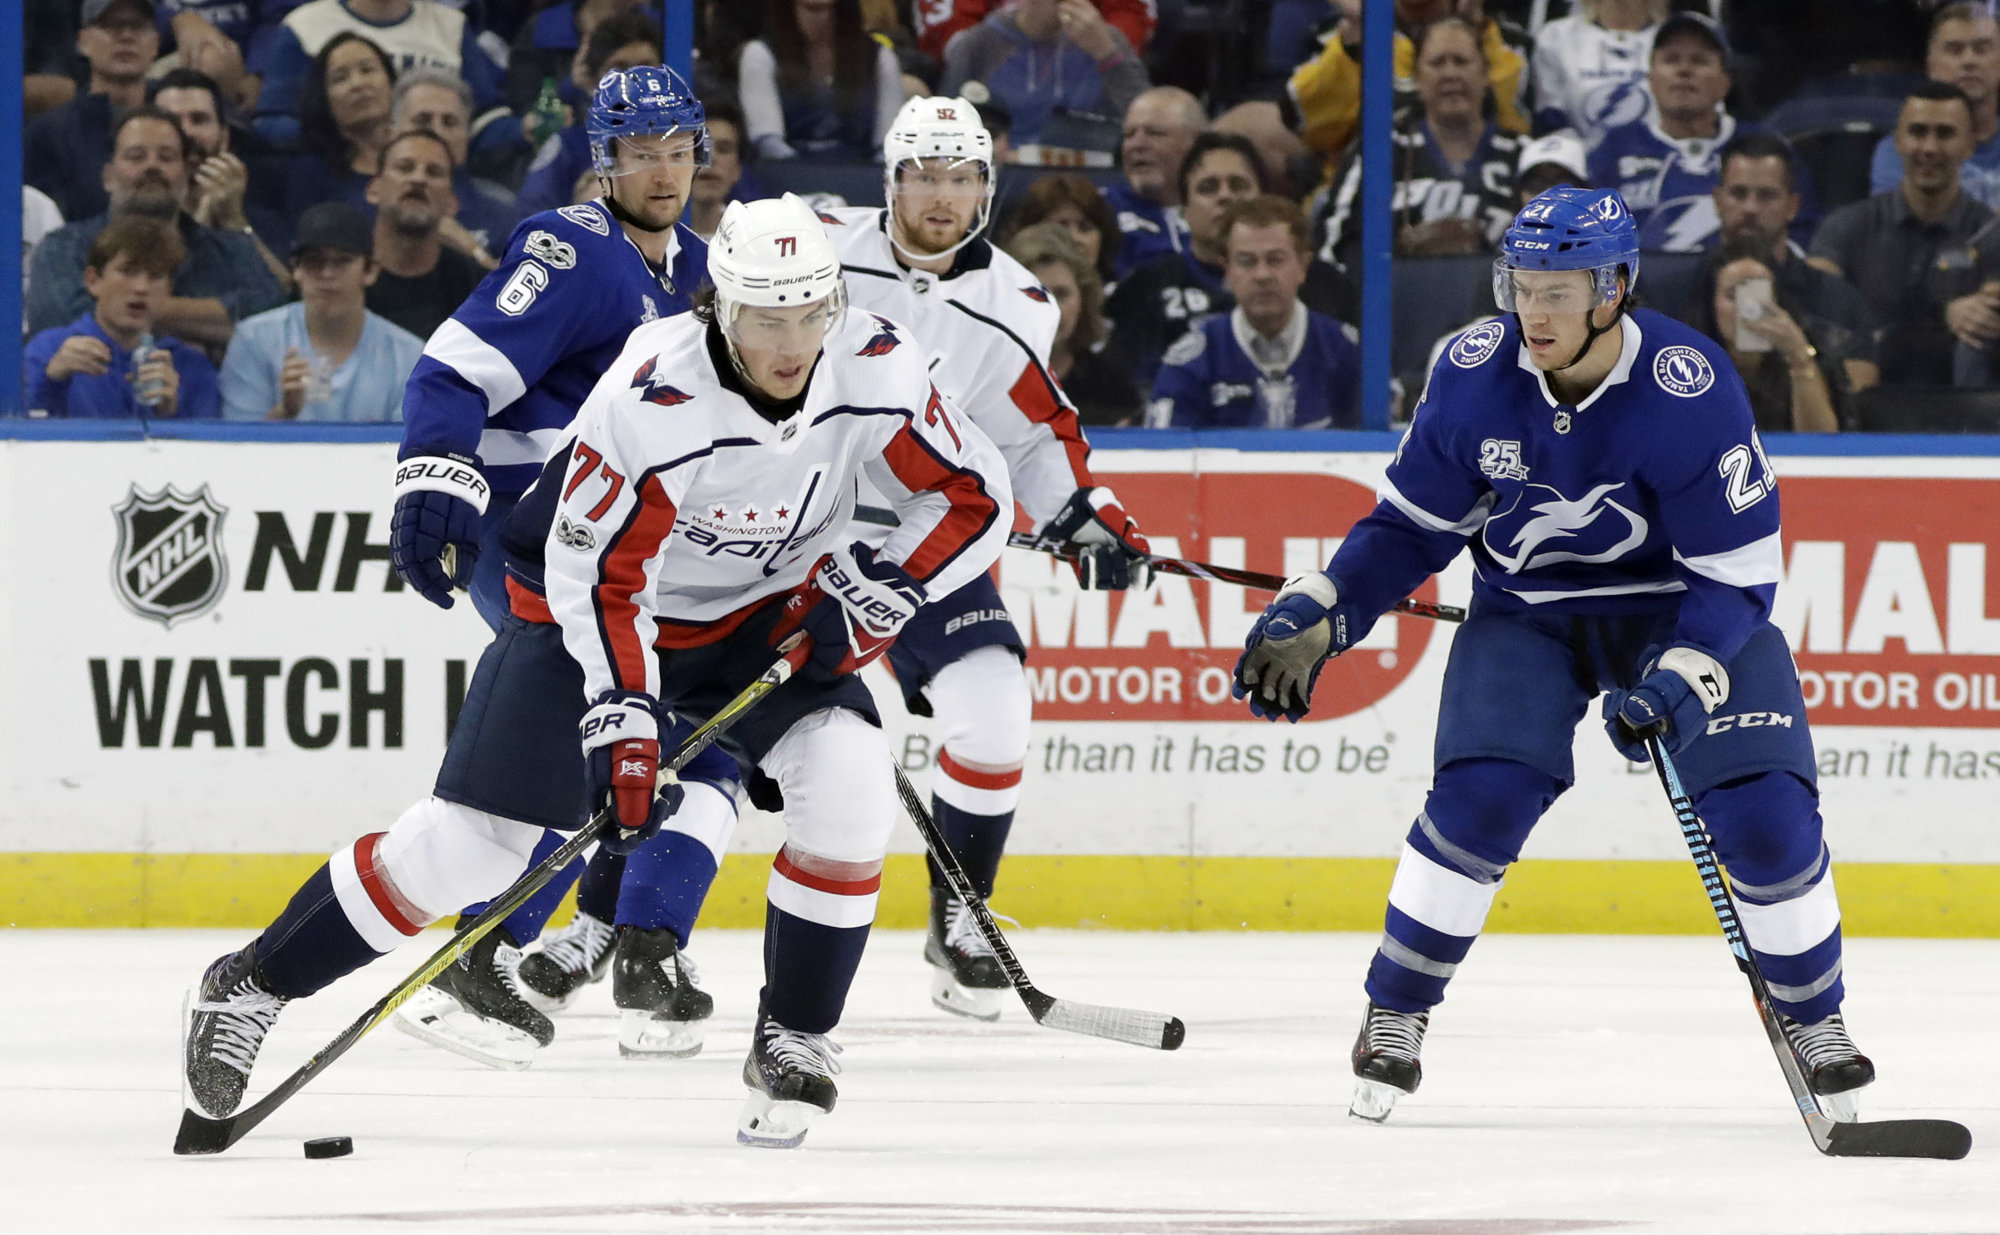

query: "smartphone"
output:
1734 277 1774 352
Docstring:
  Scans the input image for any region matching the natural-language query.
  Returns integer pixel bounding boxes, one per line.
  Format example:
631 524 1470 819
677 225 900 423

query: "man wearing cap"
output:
1588 13 1806 253
219 203 426 422
24 0 162 222
1516 131 1592 204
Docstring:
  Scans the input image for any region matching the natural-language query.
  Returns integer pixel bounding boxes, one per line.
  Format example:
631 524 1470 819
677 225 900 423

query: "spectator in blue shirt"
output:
1869 3 2000 209
1147 195 1360 429
24 0 162 221
282 31 397 220
24 215 221 419
220 203 424 421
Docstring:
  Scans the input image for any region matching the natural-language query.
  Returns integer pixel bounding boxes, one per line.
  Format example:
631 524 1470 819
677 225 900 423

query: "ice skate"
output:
737 1007 843 1148
393 930 552 1070
1349 1001 1429 1123
183 945 289 1118
516 911 616 1014
923 887 1009 1021
1778 1011 1875 1122
612 925 713 1059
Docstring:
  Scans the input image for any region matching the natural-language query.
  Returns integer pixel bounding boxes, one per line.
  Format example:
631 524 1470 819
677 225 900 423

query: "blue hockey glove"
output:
1037 486 1154 591
1603 644 1731 761
771 541 927 674
1232 572 1361 723
581 691 686 855
390 455 489 609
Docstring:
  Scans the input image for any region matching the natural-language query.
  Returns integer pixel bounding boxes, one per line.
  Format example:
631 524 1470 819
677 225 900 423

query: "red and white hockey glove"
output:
771 541 928 674
580 691 685 854
1039 486 1154 591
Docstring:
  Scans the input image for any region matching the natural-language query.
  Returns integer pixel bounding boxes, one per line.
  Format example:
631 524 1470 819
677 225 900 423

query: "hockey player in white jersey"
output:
182 195 1011 1147
821 96 1157 1018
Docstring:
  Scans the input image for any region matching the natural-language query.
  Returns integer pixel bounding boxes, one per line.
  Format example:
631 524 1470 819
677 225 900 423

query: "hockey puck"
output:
303 1136 354 1159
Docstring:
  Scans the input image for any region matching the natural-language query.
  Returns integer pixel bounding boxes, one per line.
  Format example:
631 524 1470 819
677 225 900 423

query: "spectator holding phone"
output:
1684 133 1877 432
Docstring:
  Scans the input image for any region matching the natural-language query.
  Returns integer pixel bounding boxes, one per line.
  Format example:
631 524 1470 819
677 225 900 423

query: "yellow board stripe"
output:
5 852 1999 936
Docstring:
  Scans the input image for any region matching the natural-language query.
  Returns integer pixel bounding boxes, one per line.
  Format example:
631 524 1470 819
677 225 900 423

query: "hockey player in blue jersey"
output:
1233 187 1877 1125
383 65 717 1061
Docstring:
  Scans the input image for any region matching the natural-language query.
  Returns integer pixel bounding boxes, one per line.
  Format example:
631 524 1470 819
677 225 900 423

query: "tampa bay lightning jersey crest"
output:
1335 310 1783 661
398 201 709 493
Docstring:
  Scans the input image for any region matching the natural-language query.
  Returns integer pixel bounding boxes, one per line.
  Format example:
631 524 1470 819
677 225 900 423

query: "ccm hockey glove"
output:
772 541 928 674
390 454 488 608
1604 644 1731 761
580 691 686 854
1039 486 1154 591
1232 572 1363 723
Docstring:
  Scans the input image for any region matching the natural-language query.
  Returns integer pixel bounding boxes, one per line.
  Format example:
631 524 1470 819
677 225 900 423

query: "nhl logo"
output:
110 484 228 628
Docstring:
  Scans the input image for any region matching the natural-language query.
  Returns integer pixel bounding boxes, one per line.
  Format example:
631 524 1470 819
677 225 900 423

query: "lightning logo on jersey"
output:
1481 482 1650 573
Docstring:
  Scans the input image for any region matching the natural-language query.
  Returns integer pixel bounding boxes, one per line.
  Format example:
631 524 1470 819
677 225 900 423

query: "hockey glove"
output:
1038 486 1154 591
1603 644 1732 762
1232 572 1361 723
581 691 686 855
391 454 490 609
771 541 928 675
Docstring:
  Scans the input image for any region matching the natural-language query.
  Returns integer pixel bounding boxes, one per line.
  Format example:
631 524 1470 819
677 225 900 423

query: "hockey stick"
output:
1641 733 1971 1160
891 763 1187 1051
173 640 813 1156
1006 531 1468 624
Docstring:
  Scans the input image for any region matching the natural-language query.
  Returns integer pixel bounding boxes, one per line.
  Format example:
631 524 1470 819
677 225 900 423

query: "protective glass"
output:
1492 262 1622 313
602 128 713 178
721 289 846 355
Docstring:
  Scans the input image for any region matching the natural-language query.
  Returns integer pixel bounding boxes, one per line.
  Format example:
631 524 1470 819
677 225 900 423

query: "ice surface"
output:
3 929 1993 1234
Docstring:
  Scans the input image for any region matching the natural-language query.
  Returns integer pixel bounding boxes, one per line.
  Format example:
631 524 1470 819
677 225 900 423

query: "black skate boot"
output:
517 911 616 1014
1779 1010 1875 1122
184 945 289 1118
392 929 553 1070
923 886 1009 1021
1349 1000 1430 1123
611 925 713 1059
737 1006 843 1149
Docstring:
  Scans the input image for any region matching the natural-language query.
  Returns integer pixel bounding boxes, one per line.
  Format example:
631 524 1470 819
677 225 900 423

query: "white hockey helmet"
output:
882 95 997 262
708 192 846 316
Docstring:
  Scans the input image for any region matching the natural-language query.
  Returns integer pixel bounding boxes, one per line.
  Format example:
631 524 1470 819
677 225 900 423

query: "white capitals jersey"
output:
542 308 1012 702
820 206 1095 527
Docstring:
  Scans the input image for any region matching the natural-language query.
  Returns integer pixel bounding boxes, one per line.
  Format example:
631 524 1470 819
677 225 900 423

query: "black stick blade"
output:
1823 1118 1972 1160
173 1107 239 1156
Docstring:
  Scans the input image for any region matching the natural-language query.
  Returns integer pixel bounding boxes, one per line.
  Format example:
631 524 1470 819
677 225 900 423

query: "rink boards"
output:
2 437 1998 934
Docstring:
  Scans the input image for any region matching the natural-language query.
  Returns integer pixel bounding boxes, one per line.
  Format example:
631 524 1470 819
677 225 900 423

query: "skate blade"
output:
928 968 1006 1022
391 987 540 1071
1818 1088 1862 1124
1349 1077 1405 1123
736 1090 823 1149
617 1008 705 1059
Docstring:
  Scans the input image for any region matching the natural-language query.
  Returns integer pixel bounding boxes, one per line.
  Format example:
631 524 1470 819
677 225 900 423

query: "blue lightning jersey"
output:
398 200 708 495
1329 309 1783 663
1145 306 1361 429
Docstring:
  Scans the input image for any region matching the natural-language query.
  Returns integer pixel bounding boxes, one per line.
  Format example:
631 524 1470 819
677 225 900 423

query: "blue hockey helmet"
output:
1493 186 1640 311
588 65 710 176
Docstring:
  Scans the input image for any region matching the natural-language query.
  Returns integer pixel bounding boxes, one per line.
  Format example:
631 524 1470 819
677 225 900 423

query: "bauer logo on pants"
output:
110 483 229 628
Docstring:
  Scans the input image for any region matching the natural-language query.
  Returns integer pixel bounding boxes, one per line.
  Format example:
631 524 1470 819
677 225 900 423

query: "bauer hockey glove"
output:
390 454 489 609
1603 643 1731 761
771 541 928 675
581 691 687 854
1039 486 1154 591
1232 572 1361 723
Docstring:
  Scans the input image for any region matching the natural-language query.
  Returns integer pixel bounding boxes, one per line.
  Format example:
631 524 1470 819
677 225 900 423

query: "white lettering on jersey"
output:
1450 321 1506 368
1477 439 1529 482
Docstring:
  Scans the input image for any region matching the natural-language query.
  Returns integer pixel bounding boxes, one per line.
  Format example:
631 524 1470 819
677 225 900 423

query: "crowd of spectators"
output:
15 0 2000 431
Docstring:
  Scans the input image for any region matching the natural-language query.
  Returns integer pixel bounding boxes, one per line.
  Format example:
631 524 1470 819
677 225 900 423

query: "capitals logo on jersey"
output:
1480 482 1650 573
857 315 902 357
630 356 693 406
1021 284 1050 304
